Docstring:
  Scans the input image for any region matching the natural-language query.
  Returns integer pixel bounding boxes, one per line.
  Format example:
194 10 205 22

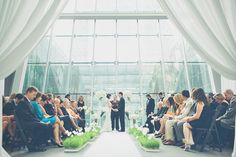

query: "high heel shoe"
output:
184 144 191 151
55 143 64 148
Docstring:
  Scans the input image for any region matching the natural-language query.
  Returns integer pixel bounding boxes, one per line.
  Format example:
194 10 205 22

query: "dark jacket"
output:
44 103 55 116
118 97 125 114
219 96 236 126
156 106 168 118
146 98 155 116
3 100 16 115
15 96 40 129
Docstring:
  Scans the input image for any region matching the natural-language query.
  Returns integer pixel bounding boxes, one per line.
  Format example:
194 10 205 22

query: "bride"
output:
102 94 113 132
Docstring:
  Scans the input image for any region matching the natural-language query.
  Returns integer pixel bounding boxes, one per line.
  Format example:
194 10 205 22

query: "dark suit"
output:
218 96 236 127
118 97 125 131
216 96 236 144
15 96 53 147
145 106 168 133
146 98 155 117
111 100 119 131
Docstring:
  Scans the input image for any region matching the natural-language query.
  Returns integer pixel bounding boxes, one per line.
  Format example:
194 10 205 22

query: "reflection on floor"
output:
10 132 232 157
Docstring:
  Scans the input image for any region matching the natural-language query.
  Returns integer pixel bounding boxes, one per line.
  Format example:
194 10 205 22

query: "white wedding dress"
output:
102 100 112 132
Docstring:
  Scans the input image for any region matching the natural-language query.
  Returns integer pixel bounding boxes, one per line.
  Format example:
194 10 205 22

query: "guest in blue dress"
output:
31 92 72 147
31 100 56 125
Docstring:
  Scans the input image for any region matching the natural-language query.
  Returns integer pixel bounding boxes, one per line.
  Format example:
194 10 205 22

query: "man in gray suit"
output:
216 89 236 145
217 89 236 127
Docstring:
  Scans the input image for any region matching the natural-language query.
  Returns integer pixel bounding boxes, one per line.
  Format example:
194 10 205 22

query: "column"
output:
0 79 10 157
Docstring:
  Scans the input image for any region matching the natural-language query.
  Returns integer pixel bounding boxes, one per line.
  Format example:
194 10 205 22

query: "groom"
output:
118 92 125 132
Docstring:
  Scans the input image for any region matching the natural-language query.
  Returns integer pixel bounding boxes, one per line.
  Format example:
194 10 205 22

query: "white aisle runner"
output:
82 132 142 157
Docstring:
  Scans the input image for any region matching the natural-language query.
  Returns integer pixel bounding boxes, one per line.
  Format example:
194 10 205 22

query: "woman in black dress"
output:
182 88 211 151
77 96 86 132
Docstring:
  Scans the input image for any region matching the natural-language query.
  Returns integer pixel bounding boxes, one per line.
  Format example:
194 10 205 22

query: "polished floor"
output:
10 132 233 157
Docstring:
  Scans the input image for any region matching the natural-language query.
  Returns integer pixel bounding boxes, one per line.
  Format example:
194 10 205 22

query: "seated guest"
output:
59 100 70 116
174 89 196 147
156 94 184 138
3 93 24 116
64 99 81 121
217 89 236 127
154 96 176 138
54 98 81 132
206 92 218 115
31 92 71 147
3 93 24 141
2 115 15 140
163 90 193 145
15 86 53 152
42 94 56 116
70 99 86 132
2 117 9 133
144 101 168 133
214 93 228 118
216 89 236 145
182 88 211 151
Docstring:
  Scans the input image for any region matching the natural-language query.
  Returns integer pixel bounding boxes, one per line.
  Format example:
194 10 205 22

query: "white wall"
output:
221 76 236 93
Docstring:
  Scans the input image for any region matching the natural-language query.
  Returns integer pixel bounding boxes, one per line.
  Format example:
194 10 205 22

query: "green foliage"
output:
129 128 160 150
64 128 101 149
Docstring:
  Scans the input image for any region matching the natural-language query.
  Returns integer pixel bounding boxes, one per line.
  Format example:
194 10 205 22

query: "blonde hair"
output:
163 97 168 104
173 93 184 105
225 89 234 95
78 96 84 101
214 93 225 101
9 93 16 101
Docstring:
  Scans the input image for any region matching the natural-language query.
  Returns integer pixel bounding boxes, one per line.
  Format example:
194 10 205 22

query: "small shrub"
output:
64 128 101 149
129 128 160 150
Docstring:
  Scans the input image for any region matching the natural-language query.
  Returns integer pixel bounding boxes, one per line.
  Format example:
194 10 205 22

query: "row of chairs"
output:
193 108 234 152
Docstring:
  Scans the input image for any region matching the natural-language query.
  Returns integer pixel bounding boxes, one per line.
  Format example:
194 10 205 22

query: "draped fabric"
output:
157 0 236 80
0 0 68 156
0 0 68 79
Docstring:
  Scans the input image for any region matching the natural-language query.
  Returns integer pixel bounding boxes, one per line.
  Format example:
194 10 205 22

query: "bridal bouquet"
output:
95 90 106 101
83 106 88 110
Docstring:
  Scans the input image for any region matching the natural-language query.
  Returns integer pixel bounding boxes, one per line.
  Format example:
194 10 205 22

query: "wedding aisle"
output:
82 132 142 157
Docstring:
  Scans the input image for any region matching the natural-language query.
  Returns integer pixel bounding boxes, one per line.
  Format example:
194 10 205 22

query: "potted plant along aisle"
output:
129 128 160 152
64 128 101 153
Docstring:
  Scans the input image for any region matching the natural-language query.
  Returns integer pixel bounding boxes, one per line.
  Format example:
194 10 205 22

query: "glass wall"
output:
23 0 215 125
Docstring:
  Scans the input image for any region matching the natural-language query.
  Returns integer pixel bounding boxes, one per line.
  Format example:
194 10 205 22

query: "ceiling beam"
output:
59 12 168 20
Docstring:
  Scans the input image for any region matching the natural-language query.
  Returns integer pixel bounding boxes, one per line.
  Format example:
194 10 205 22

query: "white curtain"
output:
0 0 68 156
0 0 68 79
157 0 236 80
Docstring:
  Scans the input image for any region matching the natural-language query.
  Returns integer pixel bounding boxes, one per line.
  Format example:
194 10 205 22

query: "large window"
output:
23 0 215 120
24 18 213 97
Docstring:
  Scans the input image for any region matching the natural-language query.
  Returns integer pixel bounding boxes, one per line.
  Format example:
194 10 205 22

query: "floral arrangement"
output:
95 90 106 101
123 90 132 102
85 107 92 115
130 113 139 120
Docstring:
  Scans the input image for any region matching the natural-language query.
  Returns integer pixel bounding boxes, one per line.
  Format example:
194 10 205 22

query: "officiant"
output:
111 95 120 131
